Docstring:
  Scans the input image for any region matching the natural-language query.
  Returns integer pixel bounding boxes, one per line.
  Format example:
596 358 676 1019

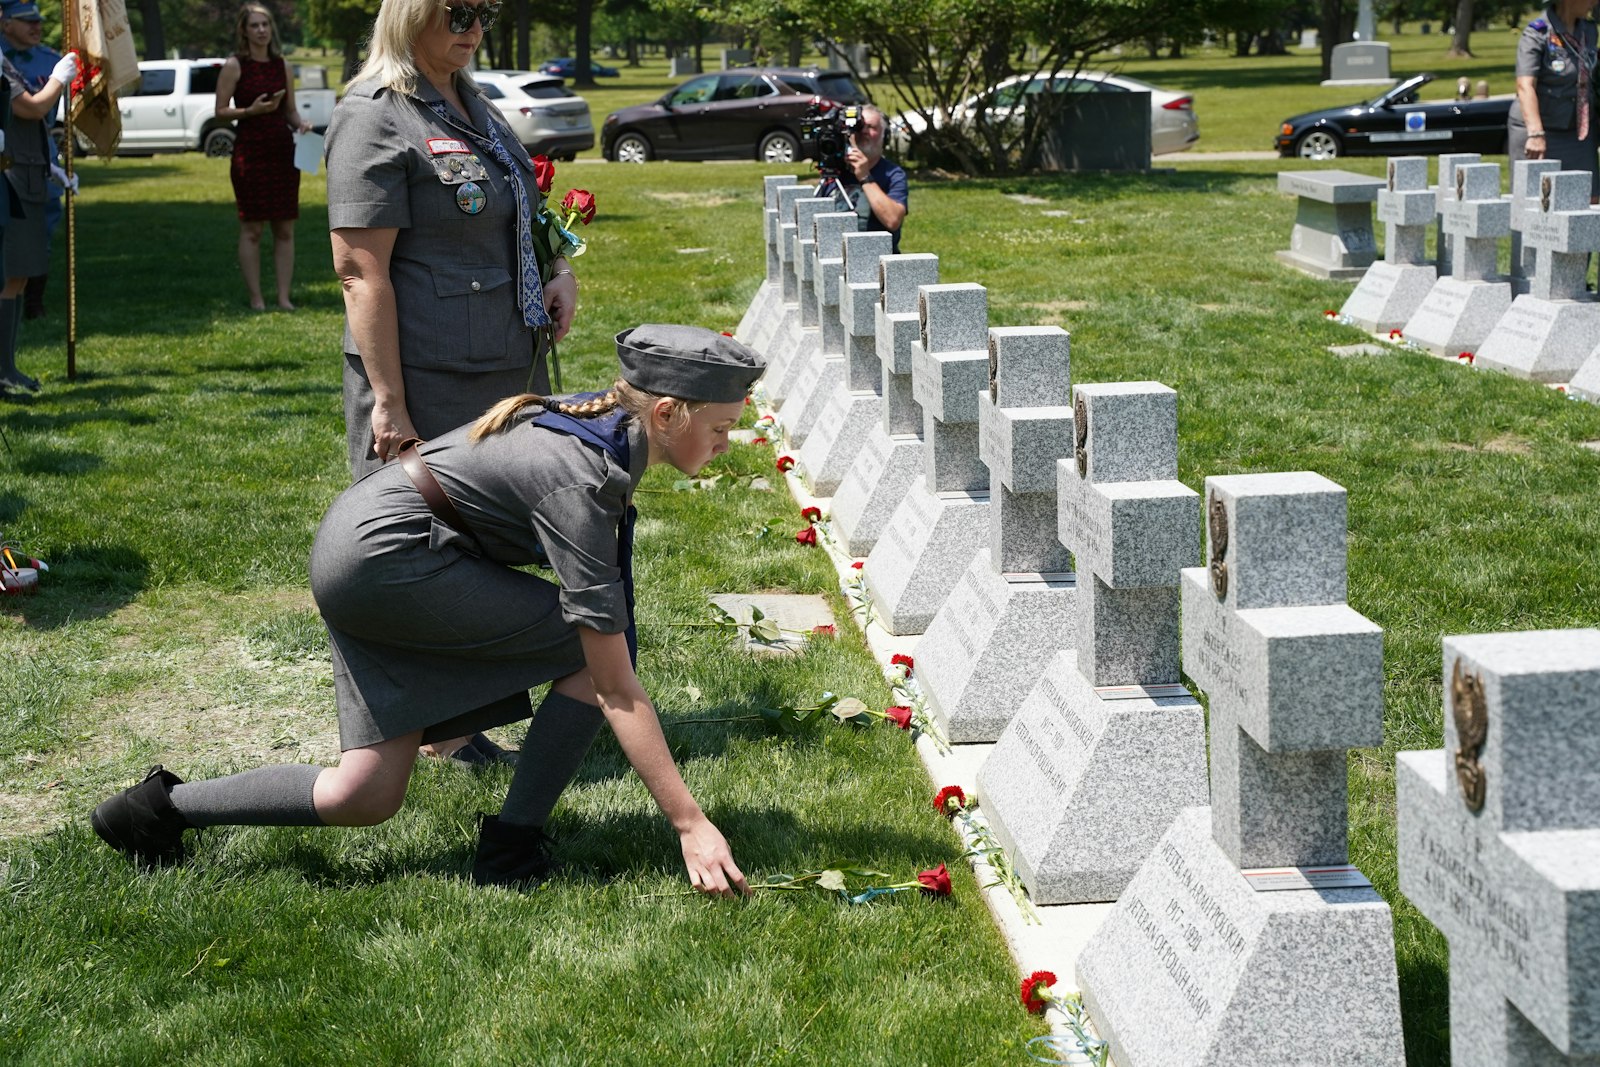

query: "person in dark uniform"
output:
91 325 760 898
326 0 579 765
1509 0 1600 195
0 0 62 320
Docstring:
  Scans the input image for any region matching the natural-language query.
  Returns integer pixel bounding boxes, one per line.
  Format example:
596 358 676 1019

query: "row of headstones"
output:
733 173 1600 1066
1323 154 1600 397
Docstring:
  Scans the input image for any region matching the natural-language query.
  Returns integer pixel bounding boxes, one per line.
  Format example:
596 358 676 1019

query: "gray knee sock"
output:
168 764 325 828
498 691 605 827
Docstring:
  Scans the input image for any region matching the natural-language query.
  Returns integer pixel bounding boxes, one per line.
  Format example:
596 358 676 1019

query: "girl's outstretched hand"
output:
679 817 750 899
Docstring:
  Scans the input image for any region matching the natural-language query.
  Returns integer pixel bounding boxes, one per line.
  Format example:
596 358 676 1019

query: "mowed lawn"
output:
2 125 1599 1066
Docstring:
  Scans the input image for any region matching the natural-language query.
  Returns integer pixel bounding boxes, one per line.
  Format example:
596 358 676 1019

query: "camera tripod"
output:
812 174 856 211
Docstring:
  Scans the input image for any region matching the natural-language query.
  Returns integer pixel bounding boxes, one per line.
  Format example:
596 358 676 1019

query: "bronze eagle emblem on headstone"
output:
988 339 999 404
1074 393 1088 478
1208 492 1228 599
1451 658 1488 813
1541 175 1553 214
1387 161 1396 192
1455 167 1466 201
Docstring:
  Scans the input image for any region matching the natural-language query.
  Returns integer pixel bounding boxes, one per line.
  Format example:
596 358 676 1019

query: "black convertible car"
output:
1276 73 1511 159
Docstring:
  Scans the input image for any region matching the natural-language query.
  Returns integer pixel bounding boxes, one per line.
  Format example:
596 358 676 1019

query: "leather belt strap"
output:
396 439 483 552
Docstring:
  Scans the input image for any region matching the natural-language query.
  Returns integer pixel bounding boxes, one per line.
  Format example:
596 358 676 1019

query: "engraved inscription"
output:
1416 828 1531 977
1126 895 1213 1022
1043 675 1094 748
1015 721 1068 792
980 406 1007 472
1193 610 1249 708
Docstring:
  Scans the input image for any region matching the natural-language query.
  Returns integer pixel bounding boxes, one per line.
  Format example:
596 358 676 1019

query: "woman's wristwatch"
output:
1527 129 1546 138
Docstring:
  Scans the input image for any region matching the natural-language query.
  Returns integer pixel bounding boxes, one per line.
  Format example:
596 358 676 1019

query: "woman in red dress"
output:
214 4 311 310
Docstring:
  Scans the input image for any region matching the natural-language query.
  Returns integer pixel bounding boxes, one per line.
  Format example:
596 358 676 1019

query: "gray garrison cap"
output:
615 324 765 404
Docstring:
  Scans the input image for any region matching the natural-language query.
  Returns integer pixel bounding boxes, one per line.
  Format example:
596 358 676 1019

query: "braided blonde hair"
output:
469 380 697 442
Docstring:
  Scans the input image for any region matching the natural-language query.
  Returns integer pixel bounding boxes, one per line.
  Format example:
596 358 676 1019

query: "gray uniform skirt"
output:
1508 120 1600 182
310 467 585 750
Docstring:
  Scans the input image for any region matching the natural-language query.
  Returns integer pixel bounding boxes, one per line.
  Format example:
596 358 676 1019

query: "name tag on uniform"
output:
426 137 472 155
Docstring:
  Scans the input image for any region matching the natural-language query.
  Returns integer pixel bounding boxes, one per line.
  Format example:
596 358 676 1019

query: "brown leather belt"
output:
396 439 483 552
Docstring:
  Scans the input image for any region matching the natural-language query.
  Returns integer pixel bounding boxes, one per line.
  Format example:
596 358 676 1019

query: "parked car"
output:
602 66 868 163
1276 73 1511 159
113 59 336 157
890 70 1198 157
539 57 620 79
474 69 594 159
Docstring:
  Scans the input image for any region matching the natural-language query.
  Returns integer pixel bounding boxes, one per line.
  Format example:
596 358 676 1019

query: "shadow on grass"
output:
1 544 148 627
1398 946 1450 1064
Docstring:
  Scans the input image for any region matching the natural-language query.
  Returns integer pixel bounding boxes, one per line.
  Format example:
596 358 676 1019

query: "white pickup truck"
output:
115 58 336 157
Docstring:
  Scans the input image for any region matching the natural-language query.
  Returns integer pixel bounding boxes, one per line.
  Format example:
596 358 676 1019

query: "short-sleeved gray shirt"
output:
1510 7 1598 131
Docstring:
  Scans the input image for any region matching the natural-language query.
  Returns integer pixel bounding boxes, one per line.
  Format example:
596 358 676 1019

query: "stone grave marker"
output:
978 381 1206 903
1275 170 1383 280
1571 344 1600 404
737 175 803 350
796 231 894 496
757 186 823 400
1403 161 1512 356
1397 629 1600 1066
1324 40 1392 85
783 211 862 449
1476 170 1600 383
1433 152 1481 276
1507 158 1562 295
916 326 1077 743
707 593 836 655
1076 471 1403 1067
862 283 991 635
828 253 939 556
764 195 836 412
1341 156 1437 332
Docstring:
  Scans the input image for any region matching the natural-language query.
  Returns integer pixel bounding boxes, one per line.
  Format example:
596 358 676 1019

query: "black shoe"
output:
91 765 192 867
471 814 557 888
445 732 518 769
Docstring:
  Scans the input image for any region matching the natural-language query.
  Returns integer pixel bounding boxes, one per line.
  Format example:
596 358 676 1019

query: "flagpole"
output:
63 1 77 380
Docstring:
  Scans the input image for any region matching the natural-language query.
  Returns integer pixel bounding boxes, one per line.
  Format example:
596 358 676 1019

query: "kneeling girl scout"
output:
92 325 760 898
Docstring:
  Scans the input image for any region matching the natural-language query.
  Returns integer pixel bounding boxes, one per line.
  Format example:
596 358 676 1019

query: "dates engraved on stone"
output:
1450 660 1489 813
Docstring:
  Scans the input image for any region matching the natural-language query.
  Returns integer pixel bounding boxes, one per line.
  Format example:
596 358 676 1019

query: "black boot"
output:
91 766 192 867
471 814 557 888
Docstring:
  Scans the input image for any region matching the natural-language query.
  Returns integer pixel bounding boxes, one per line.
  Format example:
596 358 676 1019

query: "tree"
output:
305 0 380 80
139 0 165 60
1446 0 1472 56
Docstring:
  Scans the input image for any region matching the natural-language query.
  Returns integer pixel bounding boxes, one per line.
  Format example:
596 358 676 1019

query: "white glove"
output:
48 162 78 193
50 53 78 87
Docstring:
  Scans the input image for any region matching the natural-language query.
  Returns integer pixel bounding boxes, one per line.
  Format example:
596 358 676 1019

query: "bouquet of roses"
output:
529 154 595 277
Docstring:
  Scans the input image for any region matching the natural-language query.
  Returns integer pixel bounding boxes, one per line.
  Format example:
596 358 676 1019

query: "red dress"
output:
229 56 299 221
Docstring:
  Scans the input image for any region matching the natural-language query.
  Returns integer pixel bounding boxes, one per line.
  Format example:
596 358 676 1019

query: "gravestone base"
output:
1401 277 1513 356
1570 345 1600 404
1474 296 1600 383
828 429 923 556
797 391 880 498
862 481 989 636
1076 807 1405 1067
755 314 804 404
767 330 818 409
978 656 1207 903
785 356 846 451
916 554 1077 743
1340 261 1437 333
734 281 777 346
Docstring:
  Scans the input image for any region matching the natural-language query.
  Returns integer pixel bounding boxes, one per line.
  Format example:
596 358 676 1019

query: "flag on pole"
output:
68 0 138 158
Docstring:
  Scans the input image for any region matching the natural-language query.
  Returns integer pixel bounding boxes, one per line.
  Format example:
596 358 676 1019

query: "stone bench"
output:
1276 170 1385 281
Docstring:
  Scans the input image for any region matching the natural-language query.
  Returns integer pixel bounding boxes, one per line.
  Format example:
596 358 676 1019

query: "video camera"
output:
798 98 864 180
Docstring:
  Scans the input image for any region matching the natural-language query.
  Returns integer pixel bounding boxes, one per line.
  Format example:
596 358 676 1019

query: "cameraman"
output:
844 105 907 252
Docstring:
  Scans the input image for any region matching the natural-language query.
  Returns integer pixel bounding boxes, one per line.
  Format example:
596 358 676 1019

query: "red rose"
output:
776 455 796 472
850 561 864 570
801 506 822 524
884 705 913 730
1388 328 1404 340
916 863 952 897
812 624 836 637
751 436 769 446
530 155 555 194
744 395 753 405
891 653 915 676
933 785 966 818
562 188 597 224
722 331 734 337
1322 309 1337 319
795 525 818 546
1457 351 1475 364
1020 970 1058 1014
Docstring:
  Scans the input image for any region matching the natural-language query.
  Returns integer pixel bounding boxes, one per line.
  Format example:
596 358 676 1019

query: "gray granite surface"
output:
862 480 989 635
827 428 924 556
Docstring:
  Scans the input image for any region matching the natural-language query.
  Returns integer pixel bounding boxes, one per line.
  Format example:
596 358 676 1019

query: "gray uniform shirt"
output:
1510 7 1598 131
325 75 537 373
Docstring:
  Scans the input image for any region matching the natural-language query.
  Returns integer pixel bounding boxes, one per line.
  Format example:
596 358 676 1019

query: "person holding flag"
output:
0 0 62 320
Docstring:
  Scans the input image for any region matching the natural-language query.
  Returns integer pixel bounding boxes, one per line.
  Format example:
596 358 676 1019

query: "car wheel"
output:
1294 129 1341 160
558 154 576 163
203 127 236 158
758 130 800 164
614 132 651 163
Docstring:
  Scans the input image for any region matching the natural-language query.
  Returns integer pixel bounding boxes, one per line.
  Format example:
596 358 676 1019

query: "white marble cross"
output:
910 283 989 493
1378 156 1435 266
875 254 939 437
1518 170 1600 301
1439 162 1511 283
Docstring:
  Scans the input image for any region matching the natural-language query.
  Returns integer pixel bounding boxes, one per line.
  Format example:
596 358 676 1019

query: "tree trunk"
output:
343 37 361 82
1235 31 1253 57
1448 0 1474 56
1168 39 1183 59
515 0 530 71
1320 0 1342 80
1258 30 1287 55
138 0 164 60
787 35 802 67
574 0 595 87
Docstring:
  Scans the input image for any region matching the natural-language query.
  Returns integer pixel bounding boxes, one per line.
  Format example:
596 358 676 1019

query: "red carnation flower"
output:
884 705 913 730
891 653 915 676
744 395 754 405
751 436 769 446
1020 970 1058 1014
801 506 822 524
916 863 952 897
531 154 555 194
1457 351 1475 364
933 785 967 818
722 331 734 337
1322 309 1337 319
562 188 597 225
795 525 819 546
1388 328 1404 340
776 455 796 472
850 561 864 570
812 624 836 637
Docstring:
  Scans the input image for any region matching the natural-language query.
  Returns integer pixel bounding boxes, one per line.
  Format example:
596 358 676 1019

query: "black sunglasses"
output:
440 2 500 33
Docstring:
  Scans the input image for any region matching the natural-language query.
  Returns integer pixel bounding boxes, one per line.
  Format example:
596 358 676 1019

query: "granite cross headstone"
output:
783 210 861 448
1433 152 1482 277
1341 156 1438 332
1507 158 1562 295
736 175 803 350
1404 161 1512 356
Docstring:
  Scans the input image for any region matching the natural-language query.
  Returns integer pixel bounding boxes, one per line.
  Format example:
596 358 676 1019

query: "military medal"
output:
456 181 486 214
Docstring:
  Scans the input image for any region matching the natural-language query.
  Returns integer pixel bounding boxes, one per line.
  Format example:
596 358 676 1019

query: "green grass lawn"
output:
3 67 1600 1066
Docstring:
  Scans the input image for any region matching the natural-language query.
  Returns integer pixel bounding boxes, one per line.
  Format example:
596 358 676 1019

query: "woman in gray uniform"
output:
1509 0 1599 188
91 326 760 899
326 0 578 764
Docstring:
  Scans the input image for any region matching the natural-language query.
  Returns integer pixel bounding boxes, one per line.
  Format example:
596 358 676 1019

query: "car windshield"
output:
814 72 867 103
1371 77 1429 106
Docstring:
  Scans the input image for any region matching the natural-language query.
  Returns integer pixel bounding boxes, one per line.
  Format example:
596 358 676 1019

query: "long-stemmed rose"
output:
530 155 594 269
641 863 954 905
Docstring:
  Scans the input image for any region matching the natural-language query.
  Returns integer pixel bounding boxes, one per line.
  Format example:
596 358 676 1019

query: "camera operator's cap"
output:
615 324 765 403
1 1 42 20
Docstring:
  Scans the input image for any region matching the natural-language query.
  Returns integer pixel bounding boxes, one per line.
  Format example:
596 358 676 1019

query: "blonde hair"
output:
348 0 480 97
235 3 282 60
469 380 697 443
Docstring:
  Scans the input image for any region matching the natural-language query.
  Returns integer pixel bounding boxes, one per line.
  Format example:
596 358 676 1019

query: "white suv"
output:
473 70 594 159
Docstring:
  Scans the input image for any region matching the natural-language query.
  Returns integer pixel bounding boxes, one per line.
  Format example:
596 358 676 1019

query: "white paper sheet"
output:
293 132 325 176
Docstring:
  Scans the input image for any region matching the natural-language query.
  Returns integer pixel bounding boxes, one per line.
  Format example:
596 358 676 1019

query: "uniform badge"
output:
426 137 472 155
456 181 487 214
1553 57 1569 73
